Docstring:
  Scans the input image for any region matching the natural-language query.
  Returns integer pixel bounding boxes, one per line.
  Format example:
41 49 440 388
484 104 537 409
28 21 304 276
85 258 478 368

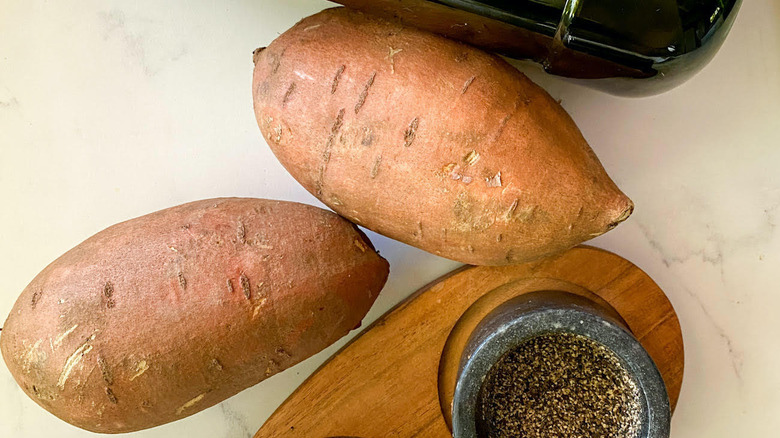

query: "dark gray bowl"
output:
452 290 670 438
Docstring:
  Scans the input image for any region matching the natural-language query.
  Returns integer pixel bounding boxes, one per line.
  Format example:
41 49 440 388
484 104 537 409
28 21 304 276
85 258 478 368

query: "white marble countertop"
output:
1 1 778 436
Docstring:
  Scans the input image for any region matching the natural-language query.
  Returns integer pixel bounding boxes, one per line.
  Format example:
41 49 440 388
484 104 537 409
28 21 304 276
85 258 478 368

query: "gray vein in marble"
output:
219 402 252 438
637 191 778 290
637 221 725 276
680 286 743 381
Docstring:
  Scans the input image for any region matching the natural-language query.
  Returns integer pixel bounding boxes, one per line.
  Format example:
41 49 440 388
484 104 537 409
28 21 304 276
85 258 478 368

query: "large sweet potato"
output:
252 8 634 266
0 198 389 433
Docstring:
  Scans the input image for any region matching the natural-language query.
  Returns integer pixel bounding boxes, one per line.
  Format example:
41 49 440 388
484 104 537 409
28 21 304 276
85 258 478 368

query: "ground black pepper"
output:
477 332 641 438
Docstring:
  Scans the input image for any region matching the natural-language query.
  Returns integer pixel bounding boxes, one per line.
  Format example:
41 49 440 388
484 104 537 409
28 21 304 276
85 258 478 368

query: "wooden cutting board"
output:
255 246 684 438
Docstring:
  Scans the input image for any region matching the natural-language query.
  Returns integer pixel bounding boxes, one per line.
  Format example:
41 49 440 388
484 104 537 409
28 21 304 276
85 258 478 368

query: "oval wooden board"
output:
255 246 684 438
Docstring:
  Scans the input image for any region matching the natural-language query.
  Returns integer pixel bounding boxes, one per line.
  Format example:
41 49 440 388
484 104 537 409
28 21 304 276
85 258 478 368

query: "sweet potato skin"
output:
253 8 633 266
0 198 388 433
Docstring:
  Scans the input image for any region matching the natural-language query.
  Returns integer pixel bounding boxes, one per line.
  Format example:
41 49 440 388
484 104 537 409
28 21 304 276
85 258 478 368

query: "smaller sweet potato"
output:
0 198 389 433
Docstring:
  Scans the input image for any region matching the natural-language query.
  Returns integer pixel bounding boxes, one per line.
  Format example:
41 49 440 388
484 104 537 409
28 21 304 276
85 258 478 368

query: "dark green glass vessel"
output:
333 0 742 96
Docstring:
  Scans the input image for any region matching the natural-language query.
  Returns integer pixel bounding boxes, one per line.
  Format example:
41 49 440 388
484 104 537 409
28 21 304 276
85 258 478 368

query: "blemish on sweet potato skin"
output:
316 108 347 196
176 393 205 415
282 82 297 106
97 355 113 385
237 221 247 244
103 282 116 308
461 75 476 94
57 335 95 390
105 387 118 404
240 273 251 300
331 65 345 94
370 155 382 179
354 72 377 114
31 289 43 309
252 47 266 65
132 361 150 381
0 198 388 434
361 128 374 146
403 117 420 148
175 271 187 291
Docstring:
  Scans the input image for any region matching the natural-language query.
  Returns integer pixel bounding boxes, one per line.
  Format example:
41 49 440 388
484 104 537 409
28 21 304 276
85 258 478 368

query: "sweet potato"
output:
252 8 634 266
0 198 389 433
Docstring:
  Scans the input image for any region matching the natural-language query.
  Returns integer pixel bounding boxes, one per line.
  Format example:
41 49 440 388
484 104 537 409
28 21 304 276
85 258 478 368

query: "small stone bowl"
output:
452 290 670 438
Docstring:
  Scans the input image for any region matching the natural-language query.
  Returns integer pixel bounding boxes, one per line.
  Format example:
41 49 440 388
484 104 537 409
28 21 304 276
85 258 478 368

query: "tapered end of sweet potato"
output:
609 196 634 230
252 47 266 65
588 189 634 239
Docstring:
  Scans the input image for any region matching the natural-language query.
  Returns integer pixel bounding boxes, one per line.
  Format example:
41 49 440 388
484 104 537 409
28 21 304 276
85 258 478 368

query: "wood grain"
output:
255 246 684 438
